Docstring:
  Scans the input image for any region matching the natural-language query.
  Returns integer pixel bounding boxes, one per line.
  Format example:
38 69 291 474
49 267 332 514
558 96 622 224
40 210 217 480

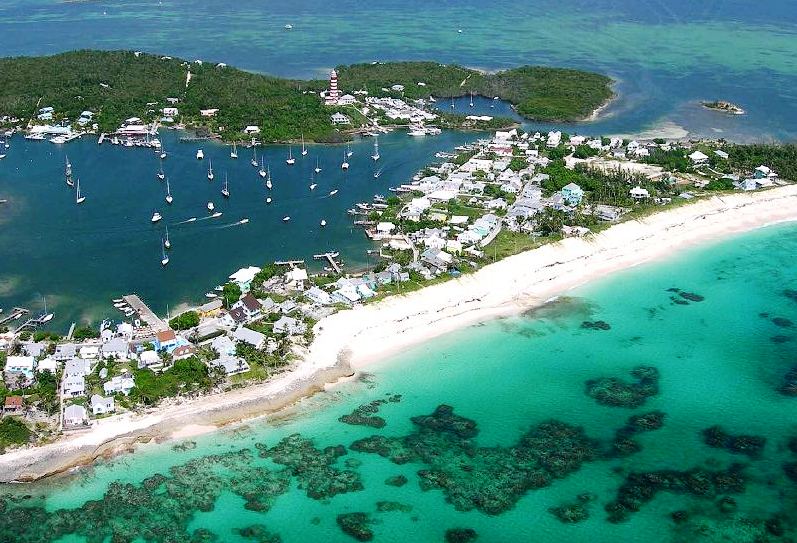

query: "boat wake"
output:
175 217 197 224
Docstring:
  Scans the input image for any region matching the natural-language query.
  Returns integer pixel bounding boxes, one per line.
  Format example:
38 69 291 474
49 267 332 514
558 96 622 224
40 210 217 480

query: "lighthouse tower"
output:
325 69 340 105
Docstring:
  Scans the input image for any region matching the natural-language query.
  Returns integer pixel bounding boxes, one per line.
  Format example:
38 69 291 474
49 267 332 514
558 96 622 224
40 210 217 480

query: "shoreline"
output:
2 185 797 482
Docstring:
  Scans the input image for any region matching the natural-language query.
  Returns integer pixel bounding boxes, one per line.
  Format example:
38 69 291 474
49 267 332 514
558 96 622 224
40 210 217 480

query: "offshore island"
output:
1 50 797 486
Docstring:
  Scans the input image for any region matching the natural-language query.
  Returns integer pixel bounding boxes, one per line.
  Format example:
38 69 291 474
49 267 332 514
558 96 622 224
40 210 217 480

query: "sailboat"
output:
341 149 350 170
373 167 383 179
286 146 295 165
314 157 322 174
450 97 455 109
221 173 230 198
346 143 353 157
469 91 474 107
259 156 267 178
165 178 173 204
75 178 86 204
230 141 238 159
160 240 169 266
371 136 380 161
301 134 308 156
65 156 74 187
40 296 54 323
207 158 214 181
164 226 171 249
157 158 165 180
251 146 258 167
266 166 272 189
160 146 167 160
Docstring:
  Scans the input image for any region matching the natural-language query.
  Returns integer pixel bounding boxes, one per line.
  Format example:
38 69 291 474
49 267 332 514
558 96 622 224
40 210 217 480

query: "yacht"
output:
309 183 317 191
230 141 238 159
165 178 173 204
75 179 86 204
314 157 322 173
211 211 222 218
284 23 293 30
286 146 295 165
282 216 291 222
157 158 165 180
164 226 171 249
371 137 380 161
266 165 272 189
151 211 162 223
341 150 349 170
207 158 214 180
0 154 5 160
196 149 204 160
301 135 307 156
320 219 327 227
160 147 167 160
373 168 383 179
259 157 267 178
161 241 169 266
221 173 230 198
239 218 250 224
207 201 215 212
266 196 272 204
251 146 258 167
329 189 338 196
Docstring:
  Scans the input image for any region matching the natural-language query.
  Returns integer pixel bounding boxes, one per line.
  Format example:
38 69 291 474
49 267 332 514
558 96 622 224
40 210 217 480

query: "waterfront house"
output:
273 316 307 336
244 125 261 135
594 204 625 222
6 356 36 381
4 395 23 414
138 350 161 370
199 298 223 316
101 338 129 359
62 375 86 397
117 322 134 340
561 183 584 206
54 343 78 362
37 357 57 373
78 345 100 359
21 342 46 358
200 108 219 117
155 329 178 351
211 335 237 358
285 267 309 290
688 150 709 164
229 266 261 292
306 286 333 306
103 374 135 396
64 358 92 378
421 248 453 272
629 186 650 200
90 395 115 415
212 357 250 376
278 300 298 315
233 293 263 321
330 112 351 125
232 327 266 349
63 405 88 427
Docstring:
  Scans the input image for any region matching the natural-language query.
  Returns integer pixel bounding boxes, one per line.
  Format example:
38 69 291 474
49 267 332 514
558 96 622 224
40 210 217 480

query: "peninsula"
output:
0 51 613 143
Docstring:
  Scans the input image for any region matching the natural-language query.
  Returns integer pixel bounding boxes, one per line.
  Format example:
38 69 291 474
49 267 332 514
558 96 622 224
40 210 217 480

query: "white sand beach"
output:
2 185 797 482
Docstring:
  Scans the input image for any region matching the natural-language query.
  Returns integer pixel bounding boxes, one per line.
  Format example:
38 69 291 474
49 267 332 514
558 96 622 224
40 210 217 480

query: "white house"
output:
306 286 333 306
79 345 100 359
138 350 161 369
629 186 650 199
273 316 307 335
211 335 237 357
90 395 115 415
103 374 136 396
62 375 86 397
330 112 351 125
64 358 92 378
243 125 261 134
689 150 709 164
232 327 266 349
54 343 77 362
101 338 129 359
212 356 250 376
5 356 35 380
63 405 88 427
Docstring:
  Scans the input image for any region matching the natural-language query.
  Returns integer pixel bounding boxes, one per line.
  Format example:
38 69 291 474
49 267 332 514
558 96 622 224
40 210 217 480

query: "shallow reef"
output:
784 289 797 303
256 434 363 500
338 394 401 428
667 287 705 304
771 317 794 328
779 365 797 396
585 366 660 408
670 510 791 542
336 512 375 541
384 475 408 487
581 320 611 331
237 524 282 543
608 411 666 458
701 426 766 459
548 493 595 523
351 404 599 515
375 500 413 513
605 463 747 523
445 528 478 542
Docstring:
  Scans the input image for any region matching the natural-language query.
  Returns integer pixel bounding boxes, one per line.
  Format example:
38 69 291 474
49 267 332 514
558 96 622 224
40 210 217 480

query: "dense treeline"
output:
336 62 614 121
724 144 797 181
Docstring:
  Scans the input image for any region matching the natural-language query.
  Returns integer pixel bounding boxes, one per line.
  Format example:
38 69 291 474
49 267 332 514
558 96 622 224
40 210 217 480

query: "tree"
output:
72 325 100 341
169 310 200 331
222 282 242 307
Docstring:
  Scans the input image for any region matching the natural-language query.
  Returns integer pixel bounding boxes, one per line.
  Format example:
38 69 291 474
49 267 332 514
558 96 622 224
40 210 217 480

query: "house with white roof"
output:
5 356 35 380
306 286 333 306
62 375 86 397
629 186 650 199
63 405 88 427
79 345 100 359
101 338 129 359
103 374 136 396
212 357 250 376
211 335 237 358
273 316 307 335
232 327 266 349
54 343 78 362
689 150 709 164
90 395 115 415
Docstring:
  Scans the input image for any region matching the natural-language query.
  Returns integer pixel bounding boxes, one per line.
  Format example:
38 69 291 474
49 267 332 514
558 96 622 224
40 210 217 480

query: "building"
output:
229 266 261 292
211 335 237 357
172 344 197 360
243 125 261 134
79 345 100 359
232 293 262 321
64 358 92 378
689 150 709 164
90 395 115 415
101 338 129 359
330 112 351 125
155 329 178 351
54 343 77 362
306 286 333 305
212 357 250 376
629 186 650 200
273 316 307 336
232 327 266 349
5 356 35 380
103 374 136 396
199 298 223 316
560 183 584 206
138 350 161 369
63 404 88 427
337 94 356 106
4 395 23 414
62 375 86 397
200 108 219 117
324 69 340 105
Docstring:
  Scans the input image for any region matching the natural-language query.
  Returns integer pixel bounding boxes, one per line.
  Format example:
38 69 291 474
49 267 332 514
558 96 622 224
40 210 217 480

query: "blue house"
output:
561 183 584 206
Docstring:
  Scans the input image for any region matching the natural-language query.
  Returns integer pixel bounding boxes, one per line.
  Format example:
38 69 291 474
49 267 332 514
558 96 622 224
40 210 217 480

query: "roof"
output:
172 344 196 357
232 327 266 347
240 293 262 312
562 182 583 192
4 396 23 408
64 404 87 419
229 307 247 323
157 329 177 343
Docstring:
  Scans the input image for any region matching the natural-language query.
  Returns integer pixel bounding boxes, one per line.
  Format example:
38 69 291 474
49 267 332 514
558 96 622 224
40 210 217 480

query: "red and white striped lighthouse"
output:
325 69 340 104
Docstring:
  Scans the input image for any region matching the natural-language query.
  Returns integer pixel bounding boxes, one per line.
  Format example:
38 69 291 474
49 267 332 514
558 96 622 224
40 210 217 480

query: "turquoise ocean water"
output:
3 222 796 542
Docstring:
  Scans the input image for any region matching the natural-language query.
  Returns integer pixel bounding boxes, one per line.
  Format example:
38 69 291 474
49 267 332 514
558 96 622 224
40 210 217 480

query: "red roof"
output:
157 329 177 343
4 396 23 408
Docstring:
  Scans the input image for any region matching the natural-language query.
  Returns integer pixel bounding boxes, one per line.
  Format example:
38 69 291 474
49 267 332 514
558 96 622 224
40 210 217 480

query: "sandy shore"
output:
2 185 797 482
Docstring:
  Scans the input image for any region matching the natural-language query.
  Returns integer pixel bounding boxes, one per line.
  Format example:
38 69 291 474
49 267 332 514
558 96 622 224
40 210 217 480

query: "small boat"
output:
329 189 338 196
207 158 214 180
309 183 317 190
282 216 290 222
221 173 230 198
259 157 266 178
373 168 383 179
211 211 223 218
112 298 124 303
160 148 167 160
266 178 272 189
75 179 86 204
346 143 353 158
320 219 327 227
301 134 308 156
371 137 380 161
266 165 272 189
457 28 463 34
214 285 224 292
205 292 218 298
239 218 250 224
161 241 169 266
207 201 215 212
152 211 163 223
0 154 5 160
230 141 238 159
469 91 474 108
314 157 322 173
185 217 197 223
266 197 272 204
284 23 293 30
114 303 127 309
341 150 349 170
164 226 172 249
165 178 173 204
286 146 295 165
450 97 455 109
196 149 204 160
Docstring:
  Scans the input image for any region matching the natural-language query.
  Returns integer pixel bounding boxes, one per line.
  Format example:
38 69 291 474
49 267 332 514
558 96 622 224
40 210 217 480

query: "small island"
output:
0 51 614 144
701 100 745 115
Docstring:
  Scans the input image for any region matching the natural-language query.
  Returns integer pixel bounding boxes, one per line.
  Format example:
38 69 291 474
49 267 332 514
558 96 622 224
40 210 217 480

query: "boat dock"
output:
0 307 28 326
274 259 306 267
14 313 54 333
122 294 168 332
313 252 343 274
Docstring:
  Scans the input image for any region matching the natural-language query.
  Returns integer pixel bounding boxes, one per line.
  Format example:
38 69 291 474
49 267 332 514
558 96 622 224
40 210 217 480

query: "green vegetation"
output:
130 357 213 405
222 282 242 307
169 310 200 331
641 148 692 172
0 417 31 449
249 263 282 297
71 325 100 341
724 144 797 181
337 62 614 122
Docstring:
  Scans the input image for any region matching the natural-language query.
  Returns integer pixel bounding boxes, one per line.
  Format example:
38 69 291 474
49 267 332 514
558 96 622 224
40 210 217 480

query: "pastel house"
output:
561 183 584 206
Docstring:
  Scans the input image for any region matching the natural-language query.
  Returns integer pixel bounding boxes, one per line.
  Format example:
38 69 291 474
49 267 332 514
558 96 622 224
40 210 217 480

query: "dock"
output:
274 259 306 267
313 252 343 274
0 307 28 326
122 294 168 332
98 133 106 145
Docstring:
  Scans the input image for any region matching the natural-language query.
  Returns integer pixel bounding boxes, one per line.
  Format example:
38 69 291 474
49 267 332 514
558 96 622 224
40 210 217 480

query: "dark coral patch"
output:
585 366 660 408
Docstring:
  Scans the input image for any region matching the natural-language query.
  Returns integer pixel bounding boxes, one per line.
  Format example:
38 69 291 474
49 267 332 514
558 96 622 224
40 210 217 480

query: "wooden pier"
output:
274 259 305 267
0 307 28 326
122 294 168 332
313 252 343 275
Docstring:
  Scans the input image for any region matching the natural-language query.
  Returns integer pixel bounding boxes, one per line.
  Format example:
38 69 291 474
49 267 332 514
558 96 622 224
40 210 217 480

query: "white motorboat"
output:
205 292 218 298
0 154 5 160
239 218 250 224
207 201 215 212
266 197 272 204
196 149 204 160
320 219 327 227
282 216 290 222
371 137 380 161
211 211 222 218
329 189 338 196
309 183 317 190
346 143 353 158
284 23 293 30
151 211 162 223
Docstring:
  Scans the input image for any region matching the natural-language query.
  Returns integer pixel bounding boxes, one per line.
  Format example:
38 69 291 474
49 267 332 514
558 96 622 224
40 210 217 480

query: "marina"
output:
120 294 168 332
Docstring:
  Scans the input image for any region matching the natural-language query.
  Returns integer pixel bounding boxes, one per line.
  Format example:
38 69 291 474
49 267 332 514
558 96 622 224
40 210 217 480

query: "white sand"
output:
3 185 797 481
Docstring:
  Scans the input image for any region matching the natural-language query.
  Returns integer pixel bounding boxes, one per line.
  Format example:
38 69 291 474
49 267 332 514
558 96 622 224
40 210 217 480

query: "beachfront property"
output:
90 394 115 415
